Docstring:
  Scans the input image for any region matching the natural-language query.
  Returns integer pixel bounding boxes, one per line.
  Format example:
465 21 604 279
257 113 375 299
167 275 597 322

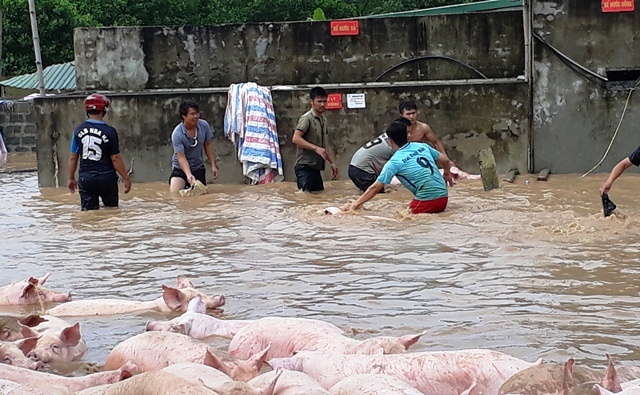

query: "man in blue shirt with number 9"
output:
67 94 131 211
346 120 454 214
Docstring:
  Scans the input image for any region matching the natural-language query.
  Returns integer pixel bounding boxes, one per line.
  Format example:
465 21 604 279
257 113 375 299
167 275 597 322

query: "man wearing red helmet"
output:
67 94 131 210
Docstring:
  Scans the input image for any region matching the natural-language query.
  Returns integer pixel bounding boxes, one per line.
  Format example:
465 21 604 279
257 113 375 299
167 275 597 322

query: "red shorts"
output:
409 196 448 214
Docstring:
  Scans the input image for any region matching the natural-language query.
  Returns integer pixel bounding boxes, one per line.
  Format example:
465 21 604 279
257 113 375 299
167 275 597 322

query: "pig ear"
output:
248 343 271 372
15 337 38 355
176 276 195 289
119 360 137 380
204 349 233 377
162 285 188 311
20 283 36 298
398 330 426 350
176 324 189 335
602 354 622 392
562 358 575 395
187 295 206 314
18 315 47 328
20 325 39 339
60 323 82 347
254 369 283 395
37 273 51 285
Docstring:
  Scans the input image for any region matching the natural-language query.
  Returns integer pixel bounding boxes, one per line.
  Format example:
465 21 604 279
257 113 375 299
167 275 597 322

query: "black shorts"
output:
294 165 324 192
78 176 119 211
348 165 378 192
169 167 206 187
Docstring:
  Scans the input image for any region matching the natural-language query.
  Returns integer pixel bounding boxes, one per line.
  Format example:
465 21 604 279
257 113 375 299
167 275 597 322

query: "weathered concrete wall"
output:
74 12 524 90
532 0 640 173
0 102 37 152
34 81 528 188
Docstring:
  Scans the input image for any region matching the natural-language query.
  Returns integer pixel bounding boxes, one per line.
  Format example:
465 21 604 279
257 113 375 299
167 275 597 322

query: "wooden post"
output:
28 0 46 96
479 148 500 191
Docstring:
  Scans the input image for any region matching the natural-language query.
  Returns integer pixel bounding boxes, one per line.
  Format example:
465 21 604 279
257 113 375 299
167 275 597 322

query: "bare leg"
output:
169 177 187 192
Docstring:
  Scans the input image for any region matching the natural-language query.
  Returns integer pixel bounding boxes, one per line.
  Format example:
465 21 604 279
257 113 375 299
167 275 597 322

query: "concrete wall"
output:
0 101 37 152
74 11 525 90
532 0 640 173
34 81 528 188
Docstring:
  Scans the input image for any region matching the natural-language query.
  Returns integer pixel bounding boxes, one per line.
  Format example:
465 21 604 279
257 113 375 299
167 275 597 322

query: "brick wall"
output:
0 101 37 152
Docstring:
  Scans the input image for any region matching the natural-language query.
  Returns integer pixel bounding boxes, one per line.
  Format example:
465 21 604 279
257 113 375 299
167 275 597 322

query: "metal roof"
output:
0 62 76 91
362 0 523 18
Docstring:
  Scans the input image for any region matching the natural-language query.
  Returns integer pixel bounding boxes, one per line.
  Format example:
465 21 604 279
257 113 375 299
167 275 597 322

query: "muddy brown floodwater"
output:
1 152 640 372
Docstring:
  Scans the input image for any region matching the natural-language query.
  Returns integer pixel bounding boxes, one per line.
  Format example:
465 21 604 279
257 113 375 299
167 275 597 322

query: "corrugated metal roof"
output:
362 0 522 18
0 62 76 91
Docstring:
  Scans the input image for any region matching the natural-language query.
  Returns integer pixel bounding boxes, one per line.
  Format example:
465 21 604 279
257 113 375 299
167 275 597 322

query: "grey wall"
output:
0 102 37 152
74 11 525 90
34 81 528 188
532 0 640 173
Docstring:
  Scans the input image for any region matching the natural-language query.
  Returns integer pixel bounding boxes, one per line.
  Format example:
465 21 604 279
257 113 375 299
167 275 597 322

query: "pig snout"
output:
51 292 71 302
207 295 225 309
33 360 46 371
145 321 157 331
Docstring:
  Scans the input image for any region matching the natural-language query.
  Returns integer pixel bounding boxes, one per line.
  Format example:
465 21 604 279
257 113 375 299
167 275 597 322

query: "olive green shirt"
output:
294 109 327 171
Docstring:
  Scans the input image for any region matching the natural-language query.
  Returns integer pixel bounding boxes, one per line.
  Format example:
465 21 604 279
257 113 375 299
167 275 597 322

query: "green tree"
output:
1 0 96 76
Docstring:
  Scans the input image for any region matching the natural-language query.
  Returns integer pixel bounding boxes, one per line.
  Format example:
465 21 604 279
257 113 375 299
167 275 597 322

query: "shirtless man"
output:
399 100 454 167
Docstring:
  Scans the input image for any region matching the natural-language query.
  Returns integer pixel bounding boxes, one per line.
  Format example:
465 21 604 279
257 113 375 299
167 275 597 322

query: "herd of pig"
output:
1 273 640 395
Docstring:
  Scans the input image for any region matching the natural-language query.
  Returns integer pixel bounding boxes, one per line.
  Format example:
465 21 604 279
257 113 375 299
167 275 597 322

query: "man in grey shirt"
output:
348 118 410 192
169 100 218 192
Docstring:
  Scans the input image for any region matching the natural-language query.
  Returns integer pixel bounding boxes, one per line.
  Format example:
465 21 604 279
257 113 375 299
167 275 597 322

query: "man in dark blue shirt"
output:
67 94 131 210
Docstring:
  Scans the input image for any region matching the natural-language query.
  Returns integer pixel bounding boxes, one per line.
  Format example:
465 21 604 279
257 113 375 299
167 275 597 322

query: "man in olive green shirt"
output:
292 86 339 192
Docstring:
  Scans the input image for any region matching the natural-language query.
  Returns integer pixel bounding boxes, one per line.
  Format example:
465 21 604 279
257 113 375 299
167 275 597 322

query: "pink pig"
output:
228 317 424 360
104 331 270 381
249 370 331 395
0 339 46 370
0 314 47 342
0 379 73 395
0 360 134 392
329 373 423 395
162 363 283 395
19 317 88 363
0 273 70 305
146 295 251 339
75 371 217 395
46 276 224 317
268 349 540 394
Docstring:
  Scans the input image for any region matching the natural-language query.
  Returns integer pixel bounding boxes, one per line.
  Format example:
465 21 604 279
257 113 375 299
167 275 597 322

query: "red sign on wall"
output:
330 20 360 36
326 93 343 110
602 0 635 12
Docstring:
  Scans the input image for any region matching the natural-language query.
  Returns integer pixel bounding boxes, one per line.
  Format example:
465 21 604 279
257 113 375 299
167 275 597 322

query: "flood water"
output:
1 152 640 372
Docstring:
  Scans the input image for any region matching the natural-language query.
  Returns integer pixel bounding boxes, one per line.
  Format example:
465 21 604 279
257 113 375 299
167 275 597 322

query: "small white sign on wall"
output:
346 93 366 109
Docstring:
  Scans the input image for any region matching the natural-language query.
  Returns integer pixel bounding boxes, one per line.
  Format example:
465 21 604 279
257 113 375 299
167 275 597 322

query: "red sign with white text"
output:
602 0 635 12
326 93 343 110
330 20 360 36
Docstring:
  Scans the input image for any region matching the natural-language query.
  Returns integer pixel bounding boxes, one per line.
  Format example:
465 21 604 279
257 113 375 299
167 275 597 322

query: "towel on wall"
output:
224 83 284 184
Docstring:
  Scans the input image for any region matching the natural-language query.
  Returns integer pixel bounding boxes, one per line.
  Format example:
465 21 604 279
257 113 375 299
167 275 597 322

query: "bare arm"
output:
436 152 454 187
67 153 79 193
349 181 385 211
204 140 218 180
111 153 131 193
600 157 633 195
424 125 447 157
176 152 193 181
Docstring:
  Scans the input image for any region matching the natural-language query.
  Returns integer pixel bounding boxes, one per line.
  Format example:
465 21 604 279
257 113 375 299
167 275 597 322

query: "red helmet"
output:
85 94 109 112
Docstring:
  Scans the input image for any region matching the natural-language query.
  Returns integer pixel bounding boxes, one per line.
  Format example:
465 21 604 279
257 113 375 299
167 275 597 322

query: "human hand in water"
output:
600 181 612 196
331 164 339 180
187 174 196 185
67 178 77 193
211 165 218 180
442 171 455 187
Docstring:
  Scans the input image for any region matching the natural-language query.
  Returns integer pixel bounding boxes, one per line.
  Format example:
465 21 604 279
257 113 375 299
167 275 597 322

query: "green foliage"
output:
0 0 483 77
312 7 327 21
